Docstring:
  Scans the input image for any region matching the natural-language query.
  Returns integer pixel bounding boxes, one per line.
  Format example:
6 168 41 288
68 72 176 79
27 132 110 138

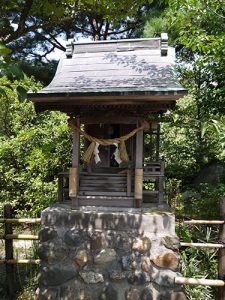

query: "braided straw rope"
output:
68 119 150 164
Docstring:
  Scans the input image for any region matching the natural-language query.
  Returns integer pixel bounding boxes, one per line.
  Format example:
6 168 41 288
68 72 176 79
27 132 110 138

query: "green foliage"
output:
167 0 225 115
162 95 222 181
0 76 71 217
0 42 11 56
202 119 225 159
182 184 220 220
142 9 167 38
177 224 218 300
1 0 154 62
166 178 183 212
180 248 217 299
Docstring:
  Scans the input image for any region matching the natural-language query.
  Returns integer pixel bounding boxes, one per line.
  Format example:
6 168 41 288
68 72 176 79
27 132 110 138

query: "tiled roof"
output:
29 34 186 112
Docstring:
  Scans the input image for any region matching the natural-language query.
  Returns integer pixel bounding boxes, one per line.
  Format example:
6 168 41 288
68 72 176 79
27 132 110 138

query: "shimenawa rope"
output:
68 119 149 164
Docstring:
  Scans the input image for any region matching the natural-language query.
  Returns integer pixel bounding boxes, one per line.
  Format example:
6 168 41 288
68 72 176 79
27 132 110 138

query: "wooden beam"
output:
183 220 224 225
0 234 39 240
58 173 64 202
81 116 141 124
72 117 80 168
180 242 225 248
0 218 41 224
134 168 143 208
70 117 80 206
127 169 131 197
175 277 225 287
135 121 143 169
4 204 15 299
156 123 160 160
0 259 40 265
219 197 225 300
69 167 78 199
135 120 143 208
158 160 165 206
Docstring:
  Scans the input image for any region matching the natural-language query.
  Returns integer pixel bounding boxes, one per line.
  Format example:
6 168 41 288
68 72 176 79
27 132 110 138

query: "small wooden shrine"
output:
29 34 186 208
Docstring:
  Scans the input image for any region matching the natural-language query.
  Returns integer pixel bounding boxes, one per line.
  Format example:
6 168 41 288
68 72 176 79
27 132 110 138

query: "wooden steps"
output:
77 196 135 207
79 172 134 197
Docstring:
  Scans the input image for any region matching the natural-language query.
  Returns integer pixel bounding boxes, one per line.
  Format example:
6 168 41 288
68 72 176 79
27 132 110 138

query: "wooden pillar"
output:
219 197 225 300
69 117 80 206
158 160 165 206
149 123 154 160
156 123 160 161
126 169 131 197
58 173 64 202
4 204 15 300
135 121 143 208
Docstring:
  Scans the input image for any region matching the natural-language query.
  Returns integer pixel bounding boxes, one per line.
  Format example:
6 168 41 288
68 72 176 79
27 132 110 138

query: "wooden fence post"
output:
219 197 225 300
4 204 15 300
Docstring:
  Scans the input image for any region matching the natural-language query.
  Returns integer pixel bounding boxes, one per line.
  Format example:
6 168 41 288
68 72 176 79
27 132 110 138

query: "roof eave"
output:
28 89 187 103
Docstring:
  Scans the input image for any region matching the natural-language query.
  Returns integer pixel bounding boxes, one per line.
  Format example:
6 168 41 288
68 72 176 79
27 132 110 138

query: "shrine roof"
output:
29 34 187 112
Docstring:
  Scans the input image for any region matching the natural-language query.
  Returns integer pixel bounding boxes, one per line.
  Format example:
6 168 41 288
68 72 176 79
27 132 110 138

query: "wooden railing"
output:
1 198 225 298
58 170 133 202
58 161 165 206
0 204 40 299
175 197 225 299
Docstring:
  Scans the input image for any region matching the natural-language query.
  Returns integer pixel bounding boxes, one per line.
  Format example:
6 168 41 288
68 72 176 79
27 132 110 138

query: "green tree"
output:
167 0 225 115
1 0 153 62
0 76 71 216
141 1 169 38
161 95 221 181
161 0 225 170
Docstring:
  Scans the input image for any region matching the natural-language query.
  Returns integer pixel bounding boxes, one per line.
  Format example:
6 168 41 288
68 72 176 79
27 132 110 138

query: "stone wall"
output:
37 206 186 300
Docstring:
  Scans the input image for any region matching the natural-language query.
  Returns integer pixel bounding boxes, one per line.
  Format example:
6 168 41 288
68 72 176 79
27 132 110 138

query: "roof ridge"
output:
65 34 168 57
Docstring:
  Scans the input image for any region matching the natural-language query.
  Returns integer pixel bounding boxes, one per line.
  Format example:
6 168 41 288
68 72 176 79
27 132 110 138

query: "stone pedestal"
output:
37 206 187 300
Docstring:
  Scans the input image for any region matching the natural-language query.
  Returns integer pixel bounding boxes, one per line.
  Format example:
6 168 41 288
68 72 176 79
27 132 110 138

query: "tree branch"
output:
103 19 110 40
17 0 34 34
35 31 66 51
107 22 139 36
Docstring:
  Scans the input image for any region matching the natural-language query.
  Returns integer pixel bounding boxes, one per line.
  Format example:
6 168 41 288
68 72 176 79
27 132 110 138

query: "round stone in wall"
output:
75 249 88 268
38 227 58 242
99 283 118 300
127 271 150 285
141 256 151 272
79 271 104 284
90 231 106 251
94 248 117 264
132 237 151 253
141 287 153 300
152 252 179 271
64 229 86 247
160 236 180 251
125 288 140 300
110 270 126 281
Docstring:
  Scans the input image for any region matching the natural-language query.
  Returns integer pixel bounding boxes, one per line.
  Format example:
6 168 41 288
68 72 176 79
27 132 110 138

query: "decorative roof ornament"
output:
161 33 168 56
65 39 74 58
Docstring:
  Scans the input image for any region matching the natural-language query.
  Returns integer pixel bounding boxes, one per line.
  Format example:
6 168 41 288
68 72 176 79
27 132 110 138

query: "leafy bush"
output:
182 184 221 220
0 76 72 217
